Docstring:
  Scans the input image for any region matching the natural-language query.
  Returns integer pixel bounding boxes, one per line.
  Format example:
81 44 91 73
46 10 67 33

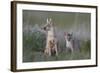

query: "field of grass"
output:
23 30 91 62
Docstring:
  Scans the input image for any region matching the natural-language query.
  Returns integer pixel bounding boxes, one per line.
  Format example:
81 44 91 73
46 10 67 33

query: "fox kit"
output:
42 18 58 56
64 32 74 53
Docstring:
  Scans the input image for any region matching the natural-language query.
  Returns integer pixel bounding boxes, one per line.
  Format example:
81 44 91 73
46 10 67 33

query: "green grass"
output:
23 31 91 62
23 49 90 62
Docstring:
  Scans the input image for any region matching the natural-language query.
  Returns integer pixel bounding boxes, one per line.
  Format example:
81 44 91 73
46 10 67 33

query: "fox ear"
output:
49 18 52 21
47 18 49 23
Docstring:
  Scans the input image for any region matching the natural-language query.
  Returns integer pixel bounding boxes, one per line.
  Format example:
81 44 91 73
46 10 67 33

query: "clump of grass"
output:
79 40 91 59
23 31 46 62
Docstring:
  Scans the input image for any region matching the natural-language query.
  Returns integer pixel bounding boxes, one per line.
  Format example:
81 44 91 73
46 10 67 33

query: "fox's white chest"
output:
66 40 73 48
47 28 54 41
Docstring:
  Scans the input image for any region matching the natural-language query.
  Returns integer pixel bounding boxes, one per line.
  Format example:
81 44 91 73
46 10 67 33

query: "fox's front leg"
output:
55 45 58 56
70 45 74 53
48 47 51 56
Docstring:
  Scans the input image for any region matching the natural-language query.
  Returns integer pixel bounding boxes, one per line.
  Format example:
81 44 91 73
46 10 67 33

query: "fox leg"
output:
70 46 74 53
54 44 58 56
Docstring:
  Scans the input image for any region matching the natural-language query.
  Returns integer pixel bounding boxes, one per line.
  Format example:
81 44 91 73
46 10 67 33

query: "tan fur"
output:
44 39 58 56
43 18 58 56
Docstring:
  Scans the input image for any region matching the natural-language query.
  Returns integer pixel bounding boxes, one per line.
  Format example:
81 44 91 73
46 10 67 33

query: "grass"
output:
23 48 90 62
23 31 91 62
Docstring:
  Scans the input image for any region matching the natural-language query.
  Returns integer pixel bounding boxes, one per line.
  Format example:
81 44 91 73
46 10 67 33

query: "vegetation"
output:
23 30 91 62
